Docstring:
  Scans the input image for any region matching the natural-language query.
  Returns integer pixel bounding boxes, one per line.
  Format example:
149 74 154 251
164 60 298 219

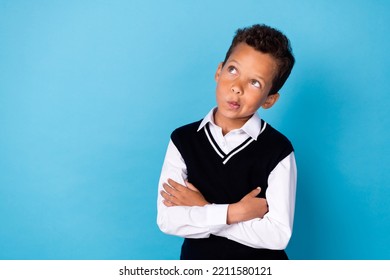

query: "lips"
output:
227 101 240 110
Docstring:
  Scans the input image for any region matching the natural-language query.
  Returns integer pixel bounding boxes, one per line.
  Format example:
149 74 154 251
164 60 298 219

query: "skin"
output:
161 43 280 224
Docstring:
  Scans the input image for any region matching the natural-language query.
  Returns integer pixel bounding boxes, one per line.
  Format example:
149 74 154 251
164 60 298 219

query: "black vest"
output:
171 120 293 260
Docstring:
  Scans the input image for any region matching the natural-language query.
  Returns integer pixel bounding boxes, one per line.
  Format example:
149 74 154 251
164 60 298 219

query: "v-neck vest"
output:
171 120 293 205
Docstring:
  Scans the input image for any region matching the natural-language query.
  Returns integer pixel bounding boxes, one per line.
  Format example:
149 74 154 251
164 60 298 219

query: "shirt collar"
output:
197 107 263 140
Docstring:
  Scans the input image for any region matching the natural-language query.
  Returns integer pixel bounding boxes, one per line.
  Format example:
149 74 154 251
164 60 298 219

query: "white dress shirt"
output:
157 108 297 249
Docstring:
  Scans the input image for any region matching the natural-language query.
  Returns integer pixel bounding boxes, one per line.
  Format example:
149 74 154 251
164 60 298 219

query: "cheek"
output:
245 94 267 109
215 80 228 97
214 84 223 101
216 90 225 104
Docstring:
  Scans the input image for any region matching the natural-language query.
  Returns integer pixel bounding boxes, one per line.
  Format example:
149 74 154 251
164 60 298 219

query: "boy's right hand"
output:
161 179 209 207
226 187 268 225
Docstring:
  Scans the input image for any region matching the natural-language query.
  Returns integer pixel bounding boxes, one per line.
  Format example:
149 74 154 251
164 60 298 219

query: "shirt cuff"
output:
204 203 229 233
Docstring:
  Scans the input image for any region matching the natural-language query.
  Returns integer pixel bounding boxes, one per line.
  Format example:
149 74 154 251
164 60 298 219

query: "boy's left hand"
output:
161 179 209 207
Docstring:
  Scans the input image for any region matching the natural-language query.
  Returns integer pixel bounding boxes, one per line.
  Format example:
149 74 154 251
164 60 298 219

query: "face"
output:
214 43 280 130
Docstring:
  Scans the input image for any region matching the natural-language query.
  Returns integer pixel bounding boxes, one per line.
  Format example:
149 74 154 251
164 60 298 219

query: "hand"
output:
161 179 209 207
227 187 268 224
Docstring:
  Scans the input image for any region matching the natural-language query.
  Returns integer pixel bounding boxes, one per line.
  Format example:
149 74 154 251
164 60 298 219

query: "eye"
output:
250 79 261 89
227 66 238 74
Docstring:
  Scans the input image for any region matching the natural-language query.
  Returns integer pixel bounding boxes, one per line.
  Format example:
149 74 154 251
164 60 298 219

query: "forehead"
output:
227 43 277 80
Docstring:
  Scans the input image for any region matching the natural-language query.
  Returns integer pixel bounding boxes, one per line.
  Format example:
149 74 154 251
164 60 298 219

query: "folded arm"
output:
157 140 227 238
214 154 297 249
156 140 297 249
161 178 267 223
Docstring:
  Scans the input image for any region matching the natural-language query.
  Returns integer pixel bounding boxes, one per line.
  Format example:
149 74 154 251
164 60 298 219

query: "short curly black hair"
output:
223 24 295 95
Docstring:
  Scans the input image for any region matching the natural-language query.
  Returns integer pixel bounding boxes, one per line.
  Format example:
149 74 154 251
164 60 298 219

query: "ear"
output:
214 63 223 82
261 93 280 109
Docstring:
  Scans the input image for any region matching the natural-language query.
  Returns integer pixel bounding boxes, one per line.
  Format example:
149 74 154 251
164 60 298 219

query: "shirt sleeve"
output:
156 140 229 238
213 152 297 249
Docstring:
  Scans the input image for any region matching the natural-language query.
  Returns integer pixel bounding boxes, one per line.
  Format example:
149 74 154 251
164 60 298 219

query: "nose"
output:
231 82 243 95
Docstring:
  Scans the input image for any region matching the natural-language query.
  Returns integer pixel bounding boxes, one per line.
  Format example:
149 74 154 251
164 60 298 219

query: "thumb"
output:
241 187 262 201
250 187 261 196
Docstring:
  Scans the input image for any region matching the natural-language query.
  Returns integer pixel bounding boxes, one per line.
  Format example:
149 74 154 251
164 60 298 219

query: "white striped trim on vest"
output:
203 121 267 165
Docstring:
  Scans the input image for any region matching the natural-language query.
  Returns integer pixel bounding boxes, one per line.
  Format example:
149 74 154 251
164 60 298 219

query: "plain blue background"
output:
1 0 389 260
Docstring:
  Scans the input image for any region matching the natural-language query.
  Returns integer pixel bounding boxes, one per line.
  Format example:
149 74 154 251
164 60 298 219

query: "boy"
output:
157 24 296 260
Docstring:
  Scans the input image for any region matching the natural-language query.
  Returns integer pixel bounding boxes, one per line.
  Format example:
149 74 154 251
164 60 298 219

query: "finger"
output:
167 178 186 191
162 183 178 196
160 190 172 201
161 190 178 205
161 188 179 201
163 199 176 207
